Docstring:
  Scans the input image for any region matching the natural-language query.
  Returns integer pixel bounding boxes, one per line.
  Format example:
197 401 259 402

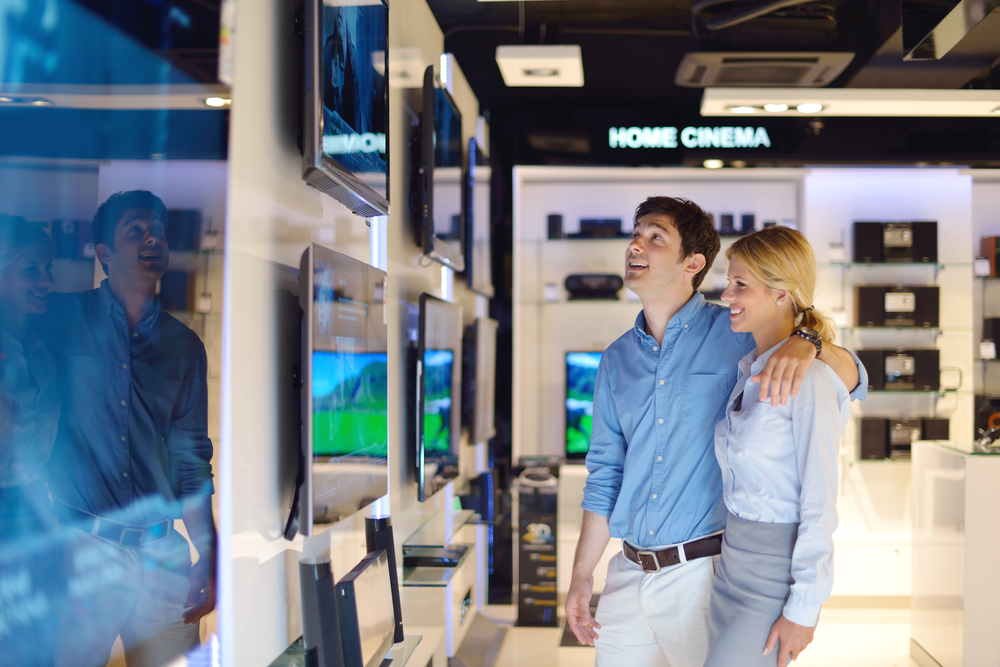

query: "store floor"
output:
481 605 918 667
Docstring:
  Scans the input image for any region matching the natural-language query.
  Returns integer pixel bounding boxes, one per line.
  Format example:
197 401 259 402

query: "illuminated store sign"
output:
323 132 387 155
608 126 771 149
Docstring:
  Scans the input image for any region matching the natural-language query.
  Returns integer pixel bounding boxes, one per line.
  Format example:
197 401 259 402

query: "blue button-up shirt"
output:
582 292 867 548
35 280 213 524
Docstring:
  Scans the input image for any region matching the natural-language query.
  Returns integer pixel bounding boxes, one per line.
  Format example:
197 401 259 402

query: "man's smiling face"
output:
98 207 169 286
624 214 692 301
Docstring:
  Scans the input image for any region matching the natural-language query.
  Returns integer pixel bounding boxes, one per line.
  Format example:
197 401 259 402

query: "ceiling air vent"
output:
675 52 854 88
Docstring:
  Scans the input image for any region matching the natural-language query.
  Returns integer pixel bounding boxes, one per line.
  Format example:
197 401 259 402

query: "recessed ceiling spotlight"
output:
730 106 756 114
204 97 232 107
523 68 559 77
796 103 824 113
764 103 789 112
703 159 725 169
30 99 53 106
730 160 747 168
0 97 12 103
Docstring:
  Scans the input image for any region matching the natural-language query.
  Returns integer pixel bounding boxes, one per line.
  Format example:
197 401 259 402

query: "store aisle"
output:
481 606 918 667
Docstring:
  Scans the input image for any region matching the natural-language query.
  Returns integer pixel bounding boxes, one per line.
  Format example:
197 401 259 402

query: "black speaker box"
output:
922 418 950 440
166 209 202 251
565 274 623 300
159 271 196 312
299 558 344 667
853 223 884 263
740 214 756 234
853 222 937 263
856 286 939 328
365 516 404 644
909 223 938 263
983 318 1000 342
547 214 563 240
860 418 889 459
719 213 737 237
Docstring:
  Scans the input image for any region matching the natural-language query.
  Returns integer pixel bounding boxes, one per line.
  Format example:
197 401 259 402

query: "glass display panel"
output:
566 352 602 459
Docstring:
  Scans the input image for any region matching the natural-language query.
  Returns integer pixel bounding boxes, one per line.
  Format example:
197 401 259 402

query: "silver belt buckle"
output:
120 528 144 547
635 549 660 573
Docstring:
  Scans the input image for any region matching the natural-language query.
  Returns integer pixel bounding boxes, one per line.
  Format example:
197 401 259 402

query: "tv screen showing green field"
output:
423 349 454 456
312 351 388 458
566 352 601 458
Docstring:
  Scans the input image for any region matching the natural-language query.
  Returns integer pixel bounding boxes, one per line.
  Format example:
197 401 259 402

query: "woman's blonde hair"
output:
0 214 52 273
726 226 835 343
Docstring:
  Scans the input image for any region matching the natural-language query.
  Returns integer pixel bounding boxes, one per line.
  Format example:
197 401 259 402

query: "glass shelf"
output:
841 326 972 332
818 262 972 268
403 509 475 548
269 635 422 667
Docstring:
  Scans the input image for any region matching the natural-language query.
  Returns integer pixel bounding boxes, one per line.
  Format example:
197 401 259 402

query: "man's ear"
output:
96 243 112 265
684 252 707 277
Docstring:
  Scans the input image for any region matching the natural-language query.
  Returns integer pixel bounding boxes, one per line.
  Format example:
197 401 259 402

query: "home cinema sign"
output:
608 125 772 149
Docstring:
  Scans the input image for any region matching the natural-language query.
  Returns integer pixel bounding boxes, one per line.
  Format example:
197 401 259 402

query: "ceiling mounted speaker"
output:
675 52 854 88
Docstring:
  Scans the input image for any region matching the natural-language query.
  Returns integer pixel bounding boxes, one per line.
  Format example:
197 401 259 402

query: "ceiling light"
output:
703 159 724 169
730 160 747 168
496 45 583 87
0 97 12 103
764 103 788 112
204 97 231 107
730 106 757 114
796 103 824 113
702 88 1000 117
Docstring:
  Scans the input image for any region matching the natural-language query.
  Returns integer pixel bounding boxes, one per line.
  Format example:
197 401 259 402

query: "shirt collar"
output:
738 340 785 379
99 278 161 333
632 291 707 344
0 323 42 356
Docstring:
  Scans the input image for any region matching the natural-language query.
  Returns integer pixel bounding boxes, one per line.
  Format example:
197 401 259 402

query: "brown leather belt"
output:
623 533 723 573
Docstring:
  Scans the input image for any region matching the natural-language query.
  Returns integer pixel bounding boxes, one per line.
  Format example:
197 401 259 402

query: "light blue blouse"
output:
713 342 850 627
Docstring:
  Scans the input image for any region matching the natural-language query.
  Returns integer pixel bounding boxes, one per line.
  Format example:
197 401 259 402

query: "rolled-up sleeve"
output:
847 349 868 402
782 367 848 626
167 343 214 498
582 361 624 518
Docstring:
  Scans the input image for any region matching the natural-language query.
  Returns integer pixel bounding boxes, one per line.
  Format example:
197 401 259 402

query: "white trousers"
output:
594 550 717 667
54 526 200 667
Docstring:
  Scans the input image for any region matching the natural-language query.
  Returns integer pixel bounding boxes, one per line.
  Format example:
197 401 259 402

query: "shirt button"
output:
649 530 654 536
684 324 689 329
122 364 127 369
121 400 126 406
120 436 126 442
105 310 110 315
659 380 665 385
123 472 128 478
133 332 138 338
658 418 664 424
652 493 658 499
652 346 658 351
657 456 663 461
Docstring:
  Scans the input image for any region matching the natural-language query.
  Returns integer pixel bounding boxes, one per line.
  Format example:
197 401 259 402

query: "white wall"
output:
221 1 485 665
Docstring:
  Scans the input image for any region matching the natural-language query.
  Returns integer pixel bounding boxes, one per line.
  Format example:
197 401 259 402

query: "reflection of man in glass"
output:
323 9 358 131
36 191 216 667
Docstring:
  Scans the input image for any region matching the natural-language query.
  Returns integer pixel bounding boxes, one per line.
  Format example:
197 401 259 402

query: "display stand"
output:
268 635 422 667
513 466 559 626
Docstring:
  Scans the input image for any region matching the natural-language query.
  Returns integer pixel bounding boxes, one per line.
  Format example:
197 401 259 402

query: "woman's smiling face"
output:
721 254 778 335
0 241 54 317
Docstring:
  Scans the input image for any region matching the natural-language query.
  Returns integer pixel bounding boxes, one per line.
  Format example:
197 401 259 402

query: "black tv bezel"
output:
416 65 465 271
299 243 389 535
302 0 390 218
565 350 603 460
463 317 498 444
336 549 396 667
416 293 463 502
463 136 494 297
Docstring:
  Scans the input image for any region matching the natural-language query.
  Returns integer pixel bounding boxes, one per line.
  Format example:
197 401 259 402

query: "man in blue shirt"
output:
37 191 216 667
564 197 865 666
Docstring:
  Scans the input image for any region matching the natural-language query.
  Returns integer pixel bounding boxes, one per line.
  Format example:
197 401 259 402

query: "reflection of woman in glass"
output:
0 215 59 540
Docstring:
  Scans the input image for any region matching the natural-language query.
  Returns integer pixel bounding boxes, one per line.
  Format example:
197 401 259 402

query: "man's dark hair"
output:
633 196 720 290
92 190 167 275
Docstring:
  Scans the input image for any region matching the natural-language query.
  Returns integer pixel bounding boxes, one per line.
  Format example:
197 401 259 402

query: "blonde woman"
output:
704 226 849 667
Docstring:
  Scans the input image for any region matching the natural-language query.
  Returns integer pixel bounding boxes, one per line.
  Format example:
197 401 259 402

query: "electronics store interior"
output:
2 1 1000 667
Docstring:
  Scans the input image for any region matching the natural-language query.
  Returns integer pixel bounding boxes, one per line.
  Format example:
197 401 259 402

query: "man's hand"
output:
763 615 815 667
752 336 816 407
565 576 600 646
182 556 216 625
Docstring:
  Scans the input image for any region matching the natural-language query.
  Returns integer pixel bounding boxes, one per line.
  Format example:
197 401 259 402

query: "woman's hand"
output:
763 614 815 666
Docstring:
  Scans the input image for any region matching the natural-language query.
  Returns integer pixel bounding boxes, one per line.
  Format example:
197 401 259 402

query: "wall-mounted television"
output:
566 352 602 459
463 317 498 444
413 65 465 271
464 137 493 297
302 0 389 217
416 293 463 502
300 243 388 535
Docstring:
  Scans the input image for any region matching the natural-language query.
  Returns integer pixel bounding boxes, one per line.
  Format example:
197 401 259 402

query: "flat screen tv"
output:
464 137 494 297
302 0 389 217
463 317 498 444
414 65 465 271
417 293 463 502
565 352 602 459
300 243 388 535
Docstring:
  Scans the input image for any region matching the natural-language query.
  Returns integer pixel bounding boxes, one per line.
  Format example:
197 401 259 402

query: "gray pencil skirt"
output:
703 512 799 667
